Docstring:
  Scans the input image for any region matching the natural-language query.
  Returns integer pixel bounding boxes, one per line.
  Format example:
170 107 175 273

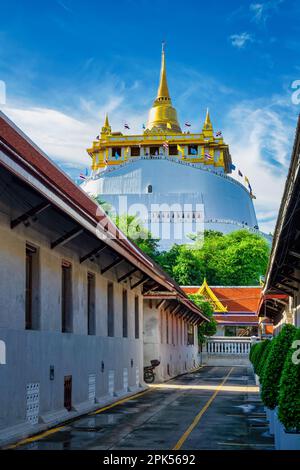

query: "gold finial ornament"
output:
204 108 212 130
101 113 111 136
146 43 181 133
202 108 214 138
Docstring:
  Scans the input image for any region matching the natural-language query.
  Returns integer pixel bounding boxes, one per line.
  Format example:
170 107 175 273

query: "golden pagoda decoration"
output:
197 279 227 313
87 44 232 173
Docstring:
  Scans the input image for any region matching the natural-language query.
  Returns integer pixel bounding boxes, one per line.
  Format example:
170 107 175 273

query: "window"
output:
188 144 198 156
130 146 140 157
107 282 114 337
150 146 159 156
147 184 153 193
187 323 194 345
87 273 96 335
62 261 72 333
122 289 128 338
134 296 139 339
25 244 39 330
112 147 121 158
168 145 178 156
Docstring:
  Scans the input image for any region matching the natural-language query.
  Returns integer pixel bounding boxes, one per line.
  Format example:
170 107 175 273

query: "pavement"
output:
13 366 274 450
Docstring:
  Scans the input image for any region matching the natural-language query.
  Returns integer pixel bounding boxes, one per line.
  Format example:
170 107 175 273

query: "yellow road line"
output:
91 389 152 415
8 389 152 449
173 367 234 450
6 426 65 449
7 366 205 449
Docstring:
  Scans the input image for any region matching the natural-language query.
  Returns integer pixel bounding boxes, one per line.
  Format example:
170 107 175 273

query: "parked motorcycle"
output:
144 359 160 383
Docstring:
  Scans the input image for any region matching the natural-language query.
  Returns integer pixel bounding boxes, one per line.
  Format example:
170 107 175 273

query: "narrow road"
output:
15 366 274 450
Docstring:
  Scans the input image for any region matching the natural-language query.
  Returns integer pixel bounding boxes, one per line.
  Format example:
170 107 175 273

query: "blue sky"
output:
1 0 300 233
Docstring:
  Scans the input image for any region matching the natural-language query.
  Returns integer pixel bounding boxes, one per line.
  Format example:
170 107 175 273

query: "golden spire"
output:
156 42 170 101
202 108 214 138
101 112 111 136
204 108 212 128
146 43 181 133
104 112 110 128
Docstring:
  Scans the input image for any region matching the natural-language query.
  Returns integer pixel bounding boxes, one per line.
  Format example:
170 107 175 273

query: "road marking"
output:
6 426 65 449
7 389 152 449
92 389 152 415
173 367 234 450
7 367 204 449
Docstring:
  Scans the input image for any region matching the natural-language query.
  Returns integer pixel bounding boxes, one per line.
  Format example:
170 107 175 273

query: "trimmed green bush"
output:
256 339 272 378
278 327 300 430
249 342 258 363
261 324 296 410
250 340 270 374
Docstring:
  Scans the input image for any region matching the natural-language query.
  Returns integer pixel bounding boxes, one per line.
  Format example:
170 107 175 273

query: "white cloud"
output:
230 32 254 49
223 100 294 234
250 1 283 24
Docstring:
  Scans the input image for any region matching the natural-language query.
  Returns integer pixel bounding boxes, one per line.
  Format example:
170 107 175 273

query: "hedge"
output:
261 324 296 410
256 339 272 379
278 327 300 430
250 340 270 374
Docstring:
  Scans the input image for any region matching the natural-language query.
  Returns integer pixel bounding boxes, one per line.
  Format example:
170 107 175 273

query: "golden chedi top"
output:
146 43 182 133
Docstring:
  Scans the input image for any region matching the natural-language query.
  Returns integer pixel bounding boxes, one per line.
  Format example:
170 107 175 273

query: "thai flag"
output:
205 152 212 160
216 131 222 137
185 122 191 127
124 123 130 129
163 142 168 149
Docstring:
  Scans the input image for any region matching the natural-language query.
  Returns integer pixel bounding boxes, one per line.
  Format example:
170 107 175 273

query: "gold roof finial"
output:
101 112 111 136
146 44 181 133
204 108 212 129
202 108 214 138
104 112 110 128
156 41 170 101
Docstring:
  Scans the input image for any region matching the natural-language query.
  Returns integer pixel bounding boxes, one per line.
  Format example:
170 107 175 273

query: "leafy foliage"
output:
261 324 297 410
278 328 300 430
188 294 217 345
250 340 270 374
157 230 270 286
93 197 159 259
256 339 272 379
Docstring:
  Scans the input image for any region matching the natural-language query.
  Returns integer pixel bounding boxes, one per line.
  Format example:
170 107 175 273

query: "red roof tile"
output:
182 286 262 313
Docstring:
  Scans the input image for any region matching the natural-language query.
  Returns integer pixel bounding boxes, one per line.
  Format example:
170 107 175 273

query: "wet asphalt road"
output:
16 366 274 450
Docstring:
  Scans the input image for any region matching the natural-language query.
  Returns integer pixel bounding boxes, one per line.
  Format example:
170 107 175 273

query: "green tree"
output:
156 230 270 286
93 197 160 259
188 293 217 345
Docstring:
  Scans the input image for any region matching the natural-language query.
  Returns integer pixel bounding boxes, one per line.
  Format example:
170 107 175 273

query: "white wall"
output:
143 301 199 382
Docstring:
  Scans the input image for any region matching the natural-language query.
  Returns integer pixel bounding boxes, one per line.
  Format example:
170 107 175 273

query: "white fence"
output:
205 336 255 356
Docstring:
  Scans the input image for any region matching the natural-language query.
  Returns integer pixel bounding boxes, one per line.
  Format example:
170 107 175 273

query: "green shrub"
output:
256 339 272 378
278 327 300 430
261 324 296 410
249 343 258 363
250 340 270 374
